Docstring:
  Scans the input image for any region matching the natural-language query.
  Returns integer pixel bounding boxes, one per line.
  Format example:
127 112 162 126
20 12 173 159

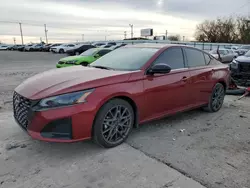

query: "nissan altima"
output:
13 44 230 148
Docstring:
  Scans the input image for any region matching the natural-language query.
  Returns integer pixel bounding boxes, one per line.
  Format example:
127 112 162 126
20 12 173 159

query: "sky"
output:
0 0 249 44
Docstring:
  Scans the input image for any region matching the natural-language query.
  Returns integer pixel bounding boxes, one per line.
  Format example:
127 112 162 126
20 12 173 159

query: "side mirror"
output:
147 64 171 75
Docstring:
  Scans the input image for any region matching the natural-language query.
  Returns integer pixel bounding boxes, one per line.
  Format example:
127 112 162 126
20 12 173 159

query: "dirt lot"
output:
0 51 250 188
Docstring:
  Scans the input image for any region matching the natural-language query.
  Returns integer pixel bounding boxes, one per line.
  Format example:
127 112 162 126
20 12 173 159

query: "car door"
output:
143 47 191 120
184 47 214 105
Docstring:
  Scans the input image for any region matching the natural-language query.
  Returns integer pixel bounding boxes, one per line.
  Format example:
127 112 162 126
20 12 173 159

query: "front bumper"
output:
56 64 75 68
14 94 97 143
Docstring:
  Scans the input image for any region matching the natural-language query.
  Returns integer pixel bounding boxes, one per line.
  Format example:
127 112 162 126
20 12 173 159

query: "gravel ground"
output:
0 51 250 188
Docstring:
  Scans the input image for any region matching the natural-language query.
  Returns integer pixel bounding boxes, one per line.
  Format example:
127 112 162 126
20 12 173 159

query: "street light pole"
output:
129 24 133 38
44 24 48 44
19 23 24 45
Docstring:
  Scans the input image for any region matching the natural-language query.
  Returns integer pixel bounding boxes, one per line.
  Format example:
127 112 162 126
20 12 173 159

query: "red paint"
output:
15 44 230 142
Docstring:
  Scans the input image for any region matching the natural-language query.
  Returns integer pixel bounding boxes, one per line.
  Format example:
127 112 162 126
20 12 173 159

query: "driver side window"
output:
153 47 185 70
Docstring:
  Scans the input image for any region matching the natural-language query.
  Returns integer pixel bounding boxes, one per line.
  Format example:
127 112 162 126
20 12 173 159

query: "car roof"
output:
123 43 190 49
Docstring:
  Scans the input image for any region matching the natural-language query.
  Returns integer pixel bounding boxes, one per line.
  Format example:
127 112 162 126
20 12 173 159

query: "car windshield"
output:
80 48 98 56
90 47 158 71
244 50 250 57
239 45 250 49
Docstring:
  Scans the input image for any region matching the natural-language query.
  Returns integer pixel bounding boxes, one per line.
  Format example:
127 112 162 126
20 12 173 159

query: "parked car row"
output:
1 42 127 54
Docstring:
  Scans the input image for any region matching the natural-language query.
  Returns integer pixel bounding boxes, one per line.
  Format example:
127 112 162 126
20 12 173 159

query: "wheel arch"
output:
91 94 139 137
217 80 227 91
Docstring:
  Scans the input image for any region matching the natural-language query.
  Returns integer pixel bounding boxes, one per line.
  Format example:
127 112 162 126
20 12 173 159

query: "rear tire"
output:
59 49 64 53
93 99 134 148
202 83 225 112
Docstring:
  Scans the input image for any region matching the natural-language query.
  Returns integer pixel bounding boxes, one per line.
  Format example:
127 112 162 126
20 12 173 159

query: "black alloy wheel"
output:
93 99 134 148
203 83 225 112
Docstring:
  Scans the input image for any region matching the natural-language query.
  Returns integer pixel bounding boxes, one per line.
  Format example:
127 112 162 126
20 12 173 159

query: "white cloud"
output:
0 0 247 44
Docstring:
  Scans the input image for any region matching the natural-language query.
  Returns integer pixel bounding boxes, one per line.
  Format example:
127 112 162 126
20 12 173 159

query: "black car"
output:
230 50 250 86
66 44 95 55
107 42 116 46
17 45 25 51
235 45 250 56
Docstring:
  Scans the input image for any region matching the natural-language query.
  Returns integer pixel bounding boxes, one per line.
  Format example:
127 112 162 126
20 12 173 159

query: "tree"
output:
236 16 250 43
168 35 181 41
195 17 237 43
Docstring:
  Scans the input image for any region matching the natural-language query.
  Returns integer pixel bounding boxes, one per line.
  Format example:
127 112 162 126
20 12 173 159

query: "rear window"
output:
185 48 206 67
204 53 211 65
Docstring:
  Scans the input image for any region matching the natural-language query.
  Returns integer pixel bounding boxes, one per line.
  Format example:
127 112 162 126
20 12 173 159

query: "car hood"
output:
15 66 131 100
60 56 90 62
235 56 250 63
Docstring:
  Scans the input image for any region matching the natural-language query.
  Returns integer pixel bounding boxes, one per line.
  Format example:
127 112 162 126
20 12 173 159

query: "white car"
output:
24 44 34 51
209 49 237 63
50 44 77 53
0 45 9 50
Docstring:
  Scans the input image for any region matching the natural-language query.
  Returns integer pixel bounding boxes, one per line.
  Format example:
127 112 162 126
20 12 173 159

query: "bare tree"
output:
195 17 238 43
168 35 181 41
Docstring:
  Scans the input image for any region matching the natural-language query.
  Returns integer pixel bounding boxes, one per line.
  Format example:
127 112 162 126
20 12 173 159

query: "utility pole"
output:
124 31 127 39
13 37 16 44
82 34 84 42
165 30 168 40
129 24 133 38
183 36 185 41
19 23 24 45
44 24 48 44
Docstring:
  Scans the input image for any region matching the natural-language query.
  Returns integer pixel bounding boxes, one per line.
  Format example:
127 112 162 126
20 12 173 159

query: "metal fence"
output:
107 40 242 52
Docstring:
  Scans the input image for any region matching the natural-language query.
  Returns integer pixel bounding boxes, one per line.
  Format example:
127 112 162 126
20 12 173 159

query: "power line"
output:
228 1 250 16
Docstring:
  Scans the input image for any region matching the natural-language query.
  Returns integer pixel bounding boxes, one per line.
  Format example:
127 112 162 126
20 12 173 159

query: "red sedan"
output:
13 44 230 148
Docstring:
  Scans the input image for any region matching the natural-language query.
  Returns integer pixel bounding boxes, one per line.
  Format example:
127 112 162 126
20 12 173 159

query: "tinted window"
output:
153 47 185 69
90 47 158 71
68 44 75 47
185 48 206 67
108 42 116 45
80 48 98 56
98 50 111 56
204 53 211 65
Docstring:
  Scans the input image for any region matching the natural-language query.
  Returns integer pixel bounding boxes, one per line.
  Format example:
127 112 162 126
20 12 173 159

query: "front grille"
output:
58 61 64 64
13 92 31 129
239 62 250 72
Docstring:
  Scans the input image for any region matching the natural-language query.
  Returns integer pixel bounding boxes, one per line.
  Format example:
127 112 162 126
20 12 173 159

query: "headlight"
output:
66 60 78 64
38 89 94 109
230 60 238 69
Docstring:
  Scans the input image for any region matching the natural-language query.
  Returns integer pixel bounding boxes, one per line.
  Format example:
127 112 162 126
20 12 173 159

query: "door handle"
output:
181 76 188 82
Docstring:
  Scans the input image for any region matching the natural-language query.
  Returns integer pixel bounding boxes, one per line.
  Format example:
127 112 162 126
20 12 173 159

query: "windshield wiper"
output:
90 65 114 70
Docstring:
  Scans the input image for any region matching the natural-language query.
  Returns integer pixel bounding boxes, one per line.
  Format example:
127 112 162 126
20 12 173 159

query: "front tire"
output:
203 83 225 112
93 99 134 148
80 62 88 66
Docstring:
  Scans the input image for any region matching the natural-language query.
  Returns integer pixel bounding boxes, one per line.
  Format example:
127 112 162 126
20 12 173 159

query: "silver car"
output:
209 49 237 63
